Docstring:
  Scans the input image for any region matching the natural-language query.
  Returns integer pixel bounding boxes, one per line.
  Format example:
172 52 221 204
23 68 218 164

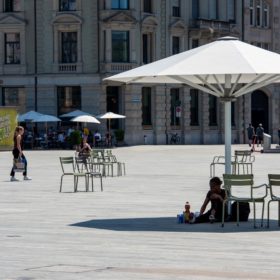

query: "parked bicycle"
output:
170 133 181 144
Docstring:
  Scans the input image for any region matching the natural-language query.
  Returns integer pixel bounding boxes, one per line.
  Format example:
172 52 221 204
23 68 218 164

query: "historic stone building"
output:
0 0 279 144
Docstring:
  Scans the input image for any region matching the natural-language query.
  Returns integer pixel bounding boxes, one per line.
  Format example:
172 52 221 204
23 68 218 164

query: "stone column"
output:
201 93 209 144
153 85 169 144
124 85 143 145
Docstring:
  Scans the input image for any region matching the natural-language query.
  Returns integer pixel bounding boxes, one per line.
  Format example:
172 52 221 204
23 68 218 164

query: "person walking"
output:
10 126 32 181
247 123 255 147
256 123 264 147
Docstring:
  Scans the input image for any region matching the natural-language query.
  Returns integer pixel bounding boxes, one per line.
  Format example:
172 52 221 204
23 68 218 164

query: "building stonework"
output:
1 0 280 144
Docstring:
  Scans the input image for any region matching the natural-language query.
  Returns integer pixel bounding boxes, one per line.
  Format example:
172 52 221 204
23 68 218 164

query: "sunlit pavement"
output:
0 144 280 280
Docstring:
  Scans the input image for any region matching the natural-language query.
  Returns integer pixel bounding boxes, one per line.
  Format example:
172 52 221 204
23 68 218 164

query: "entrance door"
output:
106 86 120 129
251 90 268 133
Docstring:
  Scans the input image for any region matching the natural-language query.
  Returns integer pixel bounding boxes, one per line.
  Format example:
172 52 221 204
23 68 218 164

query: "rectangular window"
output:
5 33 20 64
112 0 129 9
112 31 129 63
61 32 77 63
144 33 153 63
249 0 254 25
170 88 181 126
209 94 217 126
57 86 81 116
190 89 199 126
59 0 76 11
106 87 120 129
172 0 180 17
143 0 152 13
256 0 261 26
192 0 199 19
227 0 235 21
4 0 20 12
263 2 269 27
142 87 152 126
2 87 25 113
172 36 180 54
209 0 217 19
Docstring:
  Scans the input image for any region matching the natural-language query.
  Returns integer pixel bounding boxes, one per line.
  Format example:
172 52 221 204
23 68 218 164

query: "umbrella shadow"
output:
70 217 280 233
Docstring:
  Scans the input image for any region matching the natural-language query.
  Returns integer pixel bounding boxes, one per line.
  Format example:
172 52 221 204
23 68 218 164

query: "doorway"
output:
251 90 268 133
106 86 120 129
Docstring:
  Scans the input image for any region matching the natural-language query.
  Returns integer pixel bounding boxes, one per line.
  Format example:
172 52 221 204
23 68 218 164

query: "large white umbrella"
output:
70 115 100 124
18 110 43 122
59 110 91 118
97 112 126 137
104 36 280 174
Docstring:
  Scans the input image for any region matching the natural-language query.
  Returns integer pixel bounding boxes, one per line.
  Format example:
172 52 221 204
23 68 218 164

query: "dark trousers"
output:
10 148 27 177
195 201 227 224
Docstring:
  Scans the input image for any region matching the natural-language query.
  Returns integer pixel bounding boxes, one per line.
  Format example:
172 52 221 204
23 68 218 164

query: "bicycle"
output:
170 133 181 144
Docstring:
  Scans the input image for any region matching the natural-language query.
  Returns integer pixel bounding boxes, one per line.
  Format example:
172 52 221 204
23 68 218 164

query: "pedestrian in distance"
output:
256 123 264 147
247 123 255 147
10 126 32 182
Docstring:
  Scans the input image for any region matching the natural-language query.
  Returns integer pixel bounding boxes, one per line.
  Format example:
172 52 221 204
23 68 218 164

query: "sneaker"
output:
10 177 19 182
23 176 32 181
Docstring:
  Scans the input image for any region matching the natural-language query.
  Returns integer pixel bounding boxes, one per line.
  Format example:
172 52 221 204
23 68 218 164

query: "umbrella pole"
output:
224 101 232 174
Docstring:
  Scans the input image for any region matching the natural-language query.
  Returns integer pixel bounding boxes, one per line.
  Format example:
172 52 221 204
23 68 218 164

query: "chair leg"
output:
237 202 239 226
60 175 64 192
221 201 226 227
278 201 280 227
253 201 257 228
267 200 271 228
74 176 77 192
91 175 94 192
100 175 103 191
261 201 264 227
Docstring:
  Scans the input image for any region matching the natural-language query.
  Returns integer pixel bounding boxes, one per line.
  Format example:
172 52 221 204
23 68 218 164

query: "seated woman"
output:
195 177 227 223
78 136 92 157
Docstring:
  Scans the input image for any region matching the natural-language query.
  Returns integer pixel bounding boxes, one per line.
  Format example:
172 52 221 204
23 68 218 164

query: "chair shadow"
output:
70 217 280 233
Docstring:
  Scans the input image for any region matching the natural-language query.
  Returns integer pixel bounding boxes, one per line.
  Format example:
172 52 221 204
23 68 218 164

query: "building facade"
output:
0 0 279 145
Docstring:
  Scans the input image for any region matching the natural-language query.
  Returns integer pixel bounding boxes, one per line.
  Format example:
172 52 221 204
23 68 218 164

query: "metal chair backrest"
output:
268 174 280 199
60 157 75 174
223 174 254 198
234 150 253 163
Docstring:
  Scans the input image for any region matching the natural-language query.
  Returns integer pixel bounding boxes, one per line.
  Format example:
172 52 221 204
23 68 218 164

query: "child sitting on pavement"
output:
195 177 227 223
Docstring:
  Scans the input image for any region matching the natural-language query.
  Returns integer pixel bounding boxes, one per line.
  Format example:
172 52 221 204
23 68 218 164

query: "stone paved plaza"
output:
1 145 280 280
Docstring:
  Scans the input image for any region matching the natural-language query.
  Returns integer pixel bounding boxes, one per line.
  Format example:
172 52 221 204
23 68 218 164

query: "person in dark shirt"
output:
195 177 226 223
256 123 264 147
247 123 255 147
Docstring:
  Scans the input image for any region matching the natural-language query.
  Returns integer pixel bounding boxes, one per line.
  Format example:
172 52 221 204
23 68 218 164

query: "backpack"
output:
230 202 250 222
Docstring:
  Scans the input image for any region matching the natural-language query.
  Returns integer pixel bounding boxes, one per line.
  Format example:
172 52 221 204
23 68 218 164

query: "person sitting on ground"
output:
195 177 227 223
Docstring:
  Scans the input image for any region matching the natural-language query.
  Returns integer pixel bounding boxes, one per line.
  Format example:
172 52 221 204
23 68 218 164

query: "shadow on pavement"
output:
70 217 280 233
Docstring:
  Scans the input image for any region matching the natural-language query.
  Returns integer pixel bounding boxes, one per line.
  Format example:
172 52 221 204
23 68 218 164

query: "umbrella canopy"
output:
104 37 280 174
98 112 126 119
59 110 91 118
18 110 43 122
70 115 100 124
32 114 61 123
